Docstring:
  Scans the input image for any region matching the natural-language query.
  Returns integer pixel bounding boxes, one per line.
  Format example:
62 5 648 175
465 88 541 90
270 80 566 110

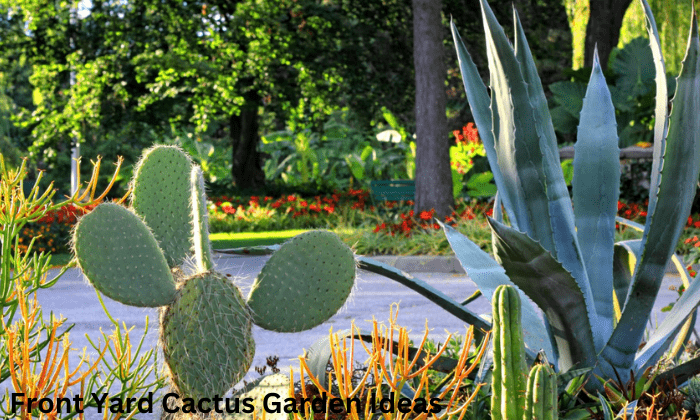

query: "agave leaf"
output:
441 222 554 361
598 392 616 420
640 0 669 221
450 21 517 230
635 262 700 371
479 0 554 251
612 240 640 317
653 354 700 387
600 12 700 380
513 8 590 310
488 218 596 373
356 256 491 334
303 329 352 390
573 50 620 349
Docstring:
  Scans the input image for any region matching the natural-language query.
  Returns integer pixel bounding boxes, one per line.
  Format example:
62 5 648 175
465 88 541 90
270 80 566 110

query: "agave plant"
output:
445 0 700 386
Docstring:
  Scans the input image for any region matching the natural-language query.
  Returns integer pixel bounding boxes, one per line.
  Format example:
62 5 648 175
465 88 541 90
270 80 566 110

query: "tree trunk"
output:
413 0 453 219
231 93 265 190
584 0 633 70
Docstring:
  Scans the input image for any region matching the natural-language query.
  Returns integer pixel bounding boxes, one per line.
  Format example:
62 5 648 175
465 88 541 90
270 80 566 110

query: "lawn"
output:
209 229 310 249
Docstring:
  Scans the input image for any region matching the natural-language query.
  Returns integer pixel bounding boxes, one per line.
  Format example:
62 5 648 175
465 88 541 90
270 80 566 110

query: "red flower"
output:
287 195 297 202
419 210 433 221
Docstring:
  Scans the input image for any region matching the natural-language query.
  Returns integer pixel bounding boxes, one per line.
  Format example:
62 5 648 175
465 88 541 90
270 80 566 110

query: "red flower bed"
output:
14 204 97 255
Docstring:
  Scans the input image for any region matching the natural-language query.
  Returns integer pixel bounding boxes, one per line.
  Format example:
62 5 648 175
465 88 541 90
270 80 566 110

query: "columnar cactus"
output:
523 364 558 420
490 285 558 420
72 145 356 402
491 284 528 420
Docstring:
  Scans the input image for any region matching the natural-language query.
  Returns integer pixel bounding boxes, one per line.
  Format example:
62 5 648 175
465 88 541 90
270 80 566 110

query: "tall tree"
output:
584 0 634 69
413 0 453 218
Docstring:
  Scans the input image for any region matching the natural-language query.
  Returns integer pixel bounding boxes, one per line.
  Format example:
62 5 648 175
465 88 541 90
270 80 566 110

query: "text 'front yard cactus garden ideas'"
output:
71 145 356 404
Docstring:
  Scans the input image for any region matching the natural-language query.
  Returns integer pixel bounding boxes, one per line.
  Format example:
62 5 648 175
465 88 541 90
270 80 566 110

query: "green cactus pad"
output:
73 203 177 307
247 230 355 332
191 165 213 272
131 145 193 268
161 272 254 400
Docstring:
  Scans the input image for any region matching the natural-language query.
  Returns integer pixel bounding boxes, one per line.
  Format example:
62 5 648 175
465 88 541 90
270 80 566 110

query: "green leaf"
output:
600 13 700 380
356 256 491 334
488 218 596 373
441 223 554 361
479 0 555 255
451 20 517 229
612 240 640 314
344 154 365 181
635 261 700 371
641 0 669 223
514 8 592 338
573 50 620 349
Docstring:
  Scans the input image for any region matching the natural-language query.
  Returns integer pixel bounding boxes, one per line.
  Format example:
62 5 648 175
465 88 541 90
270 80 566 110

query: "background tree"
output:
584 0 633 70
413 0 453 218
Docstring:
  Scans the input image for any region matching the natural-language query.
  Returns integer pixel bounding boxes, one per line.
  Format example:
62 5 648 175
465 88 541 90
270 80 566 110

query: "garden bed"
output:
24 189 700 269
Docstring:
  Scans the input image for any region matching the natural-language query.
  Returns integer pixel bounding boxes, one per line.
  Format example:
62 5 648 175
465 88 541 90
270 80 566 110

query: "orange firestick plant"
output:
295 304 488 420
0 153 166 419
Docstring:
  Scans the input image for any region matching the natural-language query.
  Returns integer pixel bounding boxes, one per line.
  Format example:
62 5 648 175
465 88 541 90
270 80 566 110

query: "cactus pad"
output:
191 165 213 272
247 230 355 332
73 203 177 307
161 272 254 400
131 146 193 267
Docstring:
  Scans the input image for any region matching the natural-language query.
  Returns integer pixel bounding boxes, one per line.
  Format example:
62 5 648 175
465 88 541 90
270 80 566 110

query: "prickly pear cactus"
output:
491 284 528 420
247 230 355 332
523 363 558 420
131 145 194 268
73 203 177 307
72 145 356 402
161 272 253 401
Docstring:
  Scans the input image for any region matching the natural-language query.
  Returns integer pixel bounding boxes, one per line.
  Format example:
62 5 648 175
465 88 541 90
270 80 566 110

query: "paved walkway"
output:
9 253 691 419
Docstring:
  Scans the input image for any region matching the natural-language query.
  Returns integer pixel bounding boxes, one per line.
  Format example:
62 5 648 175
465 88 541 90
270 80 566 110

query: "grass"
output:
210 229 310 249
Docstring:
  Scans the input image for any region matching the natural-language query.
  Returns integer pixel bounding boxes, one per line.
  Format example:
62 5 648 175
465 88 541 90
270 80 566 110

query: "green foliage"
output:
261 110 414 192
550 37 676 147
450 0 700 391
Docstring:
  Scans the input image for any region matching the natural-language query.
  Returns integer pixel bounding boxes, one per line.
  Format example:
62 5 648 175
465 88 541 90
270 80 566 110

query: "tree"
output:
413 0 453 218
584 0 634 69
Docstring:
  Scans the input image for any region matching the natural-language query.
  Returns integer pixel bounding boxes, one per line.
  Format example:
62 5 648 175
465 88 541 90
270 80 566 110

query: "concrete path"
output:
6 253 692 419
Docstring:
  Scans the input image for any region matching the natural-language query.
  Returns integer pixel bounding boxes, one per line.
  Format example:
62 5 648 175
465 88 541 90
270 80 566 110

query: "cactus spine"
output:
72 145 356 403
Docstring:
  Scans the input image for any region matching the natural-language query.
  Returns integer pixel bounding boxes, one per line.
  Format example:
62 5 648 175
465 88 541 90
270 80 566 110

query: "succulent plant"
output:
523 364 558 420
72 145 356 402
490 285 559 420
491 284 527 419
445 0 700 387
683 377 700 418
